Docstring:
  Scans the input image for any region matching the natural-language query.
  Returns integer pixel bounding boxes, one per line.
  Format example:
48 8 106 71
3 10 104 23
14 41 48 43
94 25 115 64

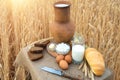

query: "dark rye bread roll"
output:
28 52 43 61
34 40 50 48
29 47 43 54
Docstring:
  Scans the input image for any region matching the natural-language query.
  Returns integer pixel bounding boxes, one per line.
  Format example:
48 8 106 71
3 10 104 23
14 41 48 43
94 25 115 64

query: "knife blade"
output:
41 67 81 80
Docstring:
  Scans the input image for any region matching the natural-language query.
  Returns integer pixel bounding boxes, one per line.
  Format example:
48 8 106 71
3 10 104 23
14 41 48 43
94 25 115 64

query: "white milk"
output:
55 4 69 8
72 45 85 63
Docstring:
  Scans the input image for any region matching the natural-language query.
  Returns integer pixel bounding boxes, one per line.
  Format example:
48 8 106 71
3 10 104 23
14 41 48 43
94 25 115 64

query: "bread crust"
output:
85 48 105 76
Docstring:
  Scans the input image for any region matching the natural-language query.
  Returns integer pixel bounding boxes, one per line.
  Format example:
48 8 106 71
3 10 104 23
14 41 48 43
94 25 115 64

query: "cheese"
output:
56 43 70 55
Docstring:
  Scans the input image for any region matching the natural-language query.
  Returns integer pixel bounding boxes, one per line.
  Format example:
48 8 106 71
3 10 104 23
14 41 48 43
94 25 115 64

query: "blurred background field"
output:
0 0 120 80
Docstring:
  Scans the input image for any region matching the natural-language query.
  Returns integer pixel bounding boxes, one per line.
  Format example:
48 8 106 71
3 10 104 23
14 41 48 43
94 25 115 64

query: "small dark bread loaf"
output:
28 52 43 61
34 40 50 48
29 47 43 54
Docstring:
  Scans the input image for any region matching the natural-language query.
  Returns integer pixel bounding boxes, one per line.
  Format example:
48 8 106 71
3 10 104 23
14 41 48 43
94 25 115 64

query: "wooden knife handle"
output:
62 71 82 80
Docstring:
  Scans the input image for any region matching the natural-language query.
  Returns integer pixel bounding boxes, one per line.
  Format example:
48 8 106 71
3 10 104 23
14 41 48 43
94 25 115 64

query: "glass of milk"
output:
72 39 85 64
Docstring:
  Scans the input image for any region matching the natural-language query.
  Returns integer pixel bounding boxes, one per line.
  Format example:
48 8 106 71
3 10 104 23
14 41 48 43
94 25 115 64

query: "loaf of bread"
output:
85 48 105 76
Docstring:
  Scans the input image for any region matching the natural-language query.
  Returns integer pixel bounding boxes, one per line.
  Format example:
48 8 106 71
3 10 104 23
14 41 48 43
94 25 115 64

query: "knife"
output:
41 67 81 80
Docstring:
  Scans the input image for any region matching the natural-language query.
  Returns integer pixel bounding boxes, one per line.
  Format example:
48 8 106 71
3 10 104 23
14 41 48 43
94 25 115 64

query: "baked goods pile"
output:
28 39 50 61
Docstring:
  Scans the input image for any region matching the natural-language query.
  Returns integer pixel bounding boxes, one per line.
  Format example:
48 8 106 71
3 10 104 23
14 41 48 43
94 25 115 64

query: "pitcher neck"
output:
54 1 71 23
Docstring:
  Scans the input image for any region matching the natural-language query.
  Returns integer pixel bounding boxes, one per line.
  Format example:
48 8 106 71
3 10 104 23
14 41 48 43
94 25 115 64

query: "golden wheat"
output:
0 0 120 80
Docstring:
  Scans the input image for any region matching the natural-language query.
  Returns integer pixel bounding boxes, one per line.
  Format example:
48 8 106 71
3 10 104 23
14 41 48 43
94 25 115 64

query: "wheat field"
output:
0 0 120 80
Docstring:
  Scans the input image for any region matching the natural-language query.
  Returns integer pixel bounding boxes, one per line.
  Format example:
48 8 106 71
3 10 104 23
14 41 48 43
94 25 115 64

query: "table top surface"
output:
29 50 112 80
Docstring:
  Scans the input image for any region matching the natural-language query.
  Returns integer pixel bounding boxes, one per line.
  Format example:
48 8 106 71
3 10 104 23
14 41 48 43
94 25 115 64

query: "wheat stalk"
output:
0 0 120 80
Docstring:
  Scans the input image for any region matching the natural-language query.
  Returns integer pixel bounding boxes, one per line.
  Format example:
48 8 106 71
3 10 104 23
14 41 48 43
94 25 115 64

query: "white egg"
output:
48 43 56 51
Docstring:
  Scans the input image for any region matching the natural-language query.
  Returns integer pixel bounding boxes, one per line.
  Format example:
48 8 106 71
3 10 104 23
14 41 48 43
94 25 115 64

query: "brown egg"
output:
68 50 72 56
65 55 72 64
56 55 64 63
59 60 68 70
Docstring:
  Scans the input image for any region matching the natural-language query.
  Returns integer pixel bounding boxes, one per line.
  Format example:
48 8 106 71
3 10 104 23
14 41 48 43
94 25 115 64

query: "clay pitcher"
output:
49 1 75 43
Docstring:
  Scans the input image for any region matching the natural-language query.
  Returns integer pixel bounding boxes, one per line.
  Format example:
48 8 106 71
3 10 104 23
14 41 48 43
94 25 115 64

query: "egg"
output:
68 50 72 56
59 60 68 70
48 43 56 51
56 55 64 63
65 55 72 64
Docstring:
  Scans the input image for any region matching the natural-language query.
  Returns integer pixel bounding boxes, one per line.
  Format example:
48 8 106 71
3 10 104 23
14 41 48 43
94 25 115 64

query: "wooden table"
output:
14 43 113 80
